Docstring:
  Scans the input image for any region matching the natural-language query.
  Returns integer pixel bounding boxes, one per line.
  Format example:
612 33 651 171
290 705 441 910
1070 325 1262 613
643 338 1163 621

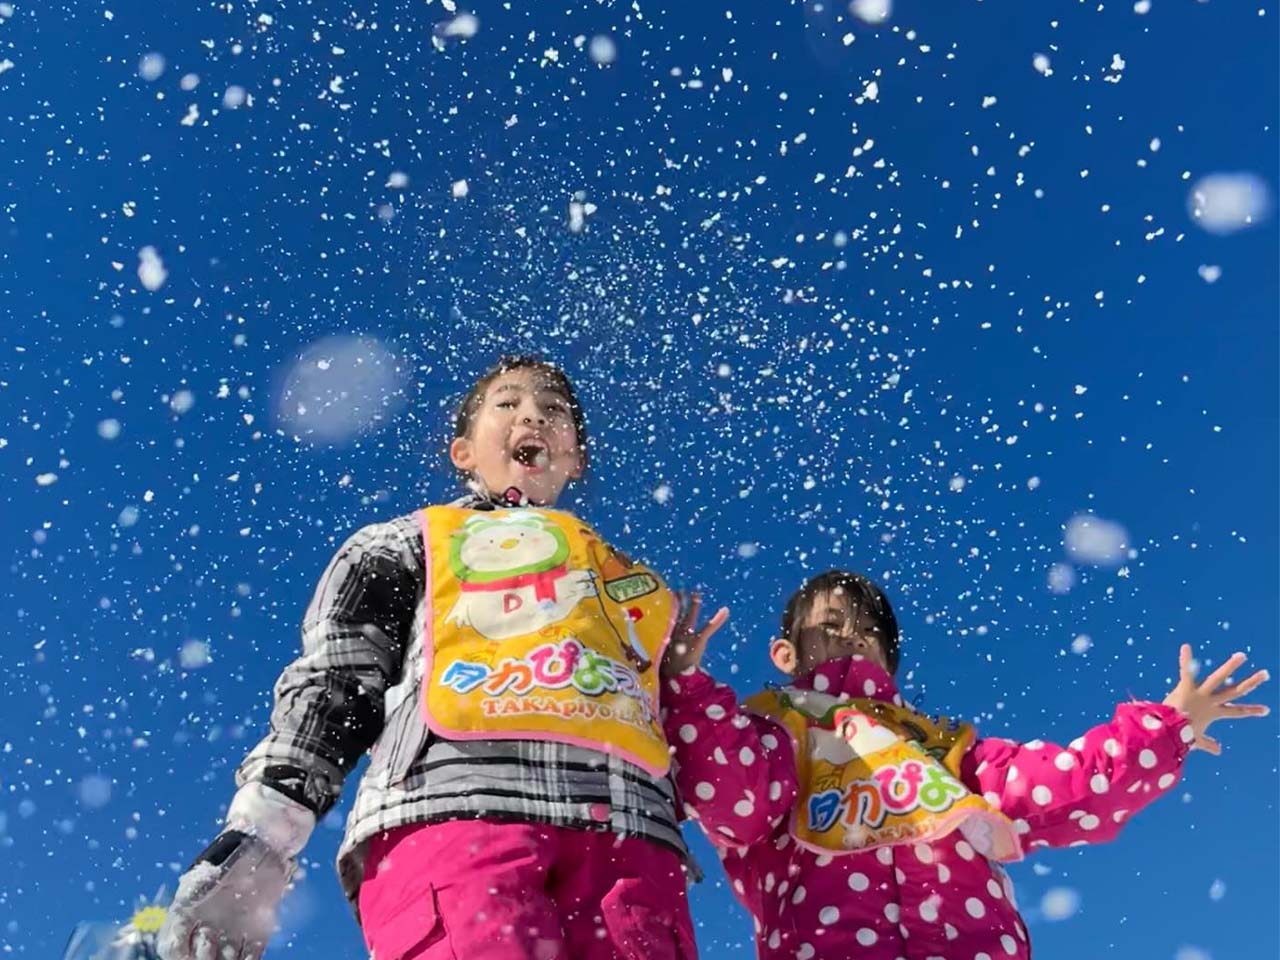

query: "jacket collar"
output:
787 654 900 705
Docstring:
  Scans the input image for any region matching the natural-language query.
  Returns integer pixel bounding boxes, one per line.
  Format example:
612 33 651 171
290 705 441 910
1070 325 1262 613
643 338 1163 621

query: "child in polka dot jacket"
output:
661 572 1270 960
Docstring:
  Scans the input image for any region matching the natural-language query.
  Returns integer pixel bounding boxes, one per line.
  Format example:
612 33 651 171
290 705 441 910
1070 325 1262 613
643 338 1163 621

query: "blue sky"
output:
1 1 1276 958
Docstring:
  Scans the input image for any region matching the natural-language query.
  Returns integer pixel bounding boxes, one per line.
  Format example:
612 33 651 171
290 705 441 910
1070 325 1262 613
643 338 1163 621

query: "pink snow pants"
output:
358 819 697 960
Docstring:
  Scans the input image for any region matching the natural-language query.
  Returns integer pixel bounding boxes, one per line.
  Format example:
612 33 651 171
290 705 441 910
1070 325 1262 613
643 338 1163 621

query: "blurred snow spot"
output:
1048 562 1076 595
138 52 166 81
1032 863 1052 876
1033 53 1053 76
1208 878 1225 901
1027 476 1041 490
1040 887 1080 921
169 390 195 414
1134 0 1151 12
850 0 892 24
737 542 760 558
653 483 672 505
180 639 211 670
568 199 597 233
589 35 617 64
451 179 469 198
948 476 966 493
275 335 408 444
387 171 410 189
436 13 479 40
0 4 13 19
1174 949 1211 960
97 418 122 439
223 85 247 109
137 246 168 290
1064 514 1130 566
1197 264 1222 284
78 774 113 809
1070 634 1092 655
1187 173 1270 234
35 472 58 486
180 73 200 91
118 505 140 528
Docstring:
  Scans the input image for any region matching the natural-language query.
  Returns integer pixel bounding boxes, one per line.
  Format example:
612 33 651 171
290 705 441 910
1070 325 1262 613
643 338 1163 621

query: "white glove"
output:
157 784 316 960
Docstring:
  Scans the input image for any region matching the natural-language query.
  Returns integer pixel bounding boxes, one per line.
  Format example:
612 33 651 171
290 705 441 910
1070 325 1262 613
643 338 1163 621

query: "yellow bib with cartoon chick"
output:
421 506 676 775
748 689 1022 861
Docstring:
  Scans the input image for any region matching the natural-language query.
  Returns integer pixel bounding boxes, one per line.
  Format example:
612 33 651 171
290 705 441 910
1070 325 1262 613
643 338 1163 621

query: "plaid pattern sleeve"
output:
235 514 423 815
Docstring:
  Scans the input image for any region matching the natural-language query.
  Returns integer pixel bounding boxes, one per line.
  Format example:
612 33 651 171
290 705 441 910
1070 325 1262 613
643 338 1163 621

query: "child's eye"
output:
496 400 518 409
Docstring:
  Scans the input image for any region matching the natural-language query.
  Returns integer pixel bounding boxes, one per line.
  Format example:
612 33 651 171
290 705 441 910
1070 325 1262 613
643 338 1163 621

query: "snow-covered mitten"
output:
157 783 315 960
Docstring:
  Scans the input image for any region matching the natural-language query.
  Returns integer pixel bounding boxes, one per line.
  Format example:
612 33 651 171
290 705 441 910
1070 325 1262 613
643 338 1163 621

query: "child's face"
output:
773 590 890 676
449 368 584 506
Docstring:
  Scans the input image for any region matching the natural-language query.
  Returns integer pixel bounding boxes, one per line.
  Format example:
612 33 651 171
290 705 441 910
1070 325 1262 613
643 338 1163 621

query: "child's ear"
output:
450 436 476 472
770 638 798 675
567 447 585 481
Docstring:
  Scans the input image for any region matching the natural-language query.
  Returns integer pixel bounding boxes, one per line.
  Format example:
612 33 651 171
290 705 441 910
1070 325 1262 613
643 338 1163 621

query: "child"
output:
159 357 718 960
661 571 1270 960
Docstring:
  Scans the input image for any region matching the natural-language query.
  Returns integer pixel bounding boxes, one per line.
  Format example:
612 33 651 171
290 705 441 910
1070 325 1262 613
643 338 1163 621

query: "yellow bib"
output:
748 689 1021 861
421 505 675 775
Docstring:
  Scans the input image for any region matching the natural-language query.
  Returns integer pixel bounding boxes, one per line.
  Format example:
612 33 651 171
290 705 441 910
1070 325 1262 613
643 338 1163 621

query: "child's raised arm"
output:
960 644 1269 852
661 593 799 849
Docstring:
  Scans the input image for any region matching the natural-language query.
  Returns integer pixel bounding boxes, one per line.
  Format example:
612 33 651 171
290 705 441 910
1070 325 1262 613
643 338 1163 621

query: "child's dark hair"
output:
781 570 901 673
453 355 589 450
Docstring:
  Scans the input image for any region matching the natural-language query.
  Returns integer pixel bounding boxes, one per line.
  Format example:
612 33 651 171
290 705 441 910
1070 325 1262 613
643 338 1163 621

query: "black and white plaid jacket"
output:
235 496 688 906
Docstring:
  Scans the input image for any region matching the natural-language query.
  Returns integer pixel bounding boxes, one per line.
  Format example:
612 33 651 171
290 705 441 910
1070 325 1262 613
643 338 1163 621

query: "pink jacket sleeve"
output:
661 669 800 850
960 701 1194 850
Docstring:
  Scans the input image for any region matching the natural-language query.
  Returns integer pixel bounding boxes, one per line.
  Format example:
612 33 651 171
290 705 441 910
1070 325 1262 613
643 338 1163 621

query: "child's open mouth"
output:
512 441 550 470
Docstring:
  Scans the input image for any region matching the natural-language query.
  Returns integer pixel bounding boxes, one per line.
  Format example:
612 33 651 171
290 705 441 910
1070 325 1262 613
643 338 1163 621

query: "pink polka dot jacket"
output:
662 656 1193 960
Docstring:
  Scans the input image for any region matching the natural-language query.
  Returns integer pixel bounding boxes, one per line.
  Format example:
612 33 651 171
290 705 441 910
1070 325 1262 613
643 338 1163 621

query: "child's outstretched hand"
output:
1162 644 1271 754
662 591 730 678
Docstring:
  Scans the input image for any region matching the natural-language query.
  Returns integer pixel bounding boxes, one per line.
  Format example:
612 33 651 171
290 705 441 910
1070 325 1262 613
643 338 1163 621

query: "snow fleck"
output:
438 13 480 40
179 639 211 670
1187 173 1271 234
118 506 140 528
1040 887 1081 921
179 104 199 126
451 179 470 199
97 418 122 440
1064 514 1130 566
1134 0 1151 13
1048 562 1076 594
1033 53 1053 76
1071 634 1092 655
851 0 893 24
275 335 407 444
35 472 59 487
138 52 166 81
981 96 998 109
948 476 966 493
137 247 169 290
387 171 410 189
170 390 195 415
223 85 247 109
737 542 760 559
1208 879 1226 901
77 775 113 810
1197 264 1222 284
653 483 672 505
588 35 617 65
